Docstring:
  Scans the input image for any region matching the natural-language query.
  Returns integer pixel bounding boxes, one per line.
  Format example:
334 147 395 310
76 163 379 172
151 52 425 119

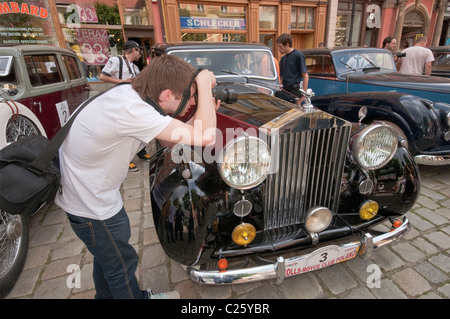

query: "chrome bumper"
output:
186 217 410 285
414 154 450 166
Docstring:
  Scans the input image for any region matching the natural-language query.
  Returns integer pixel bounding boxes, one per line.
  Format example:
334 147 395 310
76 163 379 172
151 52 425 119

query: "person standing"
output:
55 54 219 299
376 35 398 69
397 36 434 76
100 40 151 172
276 33 309 106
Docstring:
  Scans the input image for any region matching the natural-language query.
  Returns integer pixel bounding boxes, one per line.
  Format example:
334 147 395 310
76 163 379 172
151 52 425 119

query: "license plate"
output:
284 244 360 277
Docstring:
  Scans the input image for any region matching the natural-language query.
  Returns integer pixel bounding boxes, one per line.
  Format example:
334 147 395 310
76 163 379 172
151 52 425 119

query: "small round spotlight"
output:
305 207 333 233
232 223 256 246
359 200 379 220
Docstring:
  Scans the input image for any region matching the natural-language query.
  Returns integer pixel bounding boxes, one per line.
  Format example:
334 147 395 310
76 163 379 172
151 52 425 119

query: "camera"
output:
394 52 406 58
212 87 238 104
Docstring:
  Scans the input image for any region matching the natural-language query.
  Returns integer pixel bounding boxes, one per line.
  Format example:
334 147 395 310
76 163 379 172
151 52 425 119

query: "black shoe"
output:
137 153 151 161
129 162 139 172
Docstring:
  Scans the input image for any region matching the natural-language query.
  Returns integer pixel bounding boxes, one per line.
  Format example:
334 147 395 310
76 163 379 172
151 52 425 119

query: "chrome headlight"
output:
352 123 398 170
219 135 271 189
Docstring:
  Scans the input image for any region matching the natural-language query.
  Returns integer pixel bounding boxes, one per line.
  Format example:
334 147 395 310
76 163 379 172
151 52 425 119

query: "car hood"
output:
215 83 295 129
343 71 450 93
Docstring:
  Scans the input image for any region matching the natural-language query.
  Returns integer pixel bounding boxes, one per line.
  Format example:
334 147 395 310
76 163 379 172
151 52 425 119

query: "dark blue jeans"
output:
67 207 148 299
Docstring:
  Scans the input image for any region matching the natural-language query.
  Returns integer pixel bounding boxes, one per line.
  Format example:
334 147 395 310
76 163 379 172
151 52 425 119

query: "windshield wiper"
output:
340 58 355 70
220 70 249 82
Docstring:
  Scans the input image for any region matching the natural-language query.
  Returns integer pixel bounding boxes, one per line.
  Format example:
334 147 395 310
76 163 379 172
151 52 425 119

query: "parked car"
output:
149 81 419 285
430 46 450 78
0 45 92 298
152 43 450 166
301 47 450 104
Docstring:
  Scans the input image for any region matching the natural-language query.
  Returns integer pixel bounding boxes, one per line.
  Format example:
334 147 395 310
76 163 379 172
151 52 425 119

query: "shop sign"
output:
65 3 98 24
75 28 109 65
366 4 381 29
0 1 48 18
180 16 246 30
0 0 57 45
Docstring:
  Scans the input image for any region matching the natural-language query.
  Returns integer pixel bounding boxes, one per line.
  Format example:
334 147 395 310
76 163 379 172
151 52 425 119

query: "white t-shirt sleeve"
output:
101 57 120 78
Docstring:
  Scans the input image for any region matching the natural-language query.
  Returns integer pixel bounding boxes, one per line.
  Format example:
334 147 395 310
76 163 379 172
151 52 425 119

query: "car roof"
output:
429 46 450 53
301 47 391 55
0 45 77 56
151 42 272 54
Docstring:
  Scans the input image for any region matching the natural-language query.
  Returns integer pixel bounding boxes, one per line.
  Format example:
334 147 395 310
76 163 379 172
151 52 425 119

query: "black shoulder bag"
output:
0 90 105 216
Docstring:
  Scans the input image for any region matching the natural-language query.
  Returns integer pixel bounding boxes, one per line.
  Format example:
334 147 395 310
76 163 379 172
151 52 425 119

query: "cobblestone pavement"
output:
5 152 450 299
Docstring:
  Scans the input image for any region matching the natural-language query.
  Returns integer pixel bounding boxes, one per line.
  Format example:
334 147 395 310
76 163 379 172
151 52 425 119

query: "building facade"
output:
1 0 447 82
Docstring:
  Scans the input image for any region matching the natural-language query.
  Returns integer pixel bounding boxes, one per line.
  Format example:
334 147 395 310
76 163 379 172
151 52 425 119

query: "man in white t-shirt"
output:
100 40 141 83
100 40 149 172
55 55 219 299
398 36 434 75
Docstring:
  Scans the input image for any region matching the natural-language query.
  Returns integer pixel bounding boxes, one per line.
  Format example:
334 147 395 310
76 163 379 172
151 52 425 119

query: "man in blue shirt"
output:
276 33 309 106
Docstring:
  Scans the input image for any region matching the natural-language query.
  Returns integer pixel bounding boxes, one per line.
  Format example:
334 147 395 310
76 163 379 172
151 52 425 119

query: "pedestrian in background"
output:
397 36 434 76
276 33 309 106
382 36 397 60
100 40 151 171
375 35 398 69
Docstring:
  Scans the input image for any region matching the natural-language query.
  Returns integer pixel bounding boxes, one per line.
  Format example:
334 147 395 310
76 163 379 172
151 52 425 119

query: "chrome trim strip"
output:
414 154 450 166
186 217 410 285
264 125 350 230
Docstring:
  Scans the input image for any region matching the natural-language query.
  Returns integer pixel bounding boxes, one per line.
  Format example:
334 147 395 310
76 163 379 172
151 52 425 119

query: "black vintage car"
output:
149 81 419 285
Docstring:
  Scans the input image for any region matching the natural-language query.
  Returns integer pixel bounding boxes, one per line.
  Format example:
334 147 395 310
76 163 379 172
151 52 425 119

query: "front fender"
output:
149 147 225 266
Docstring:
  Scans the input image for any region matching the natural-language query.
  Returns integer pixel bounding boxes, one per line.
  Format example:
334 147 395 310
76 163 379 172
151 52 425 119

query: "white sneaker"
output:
147 289 180 299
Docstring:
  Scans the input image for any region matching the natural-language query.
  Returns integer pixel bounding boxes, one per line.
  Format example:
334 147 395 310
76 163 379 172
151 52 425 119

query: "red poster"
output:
75 28 109 65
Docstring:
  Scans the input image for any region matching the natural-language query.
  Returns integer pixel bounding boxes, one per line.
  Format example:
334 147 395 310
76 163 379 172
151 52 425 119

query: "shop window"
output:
259 6 277 30
335 1 363 47
181 33 247 42
24 55 63 87
291 7 315 30
58 2 125 81
0 1 58 46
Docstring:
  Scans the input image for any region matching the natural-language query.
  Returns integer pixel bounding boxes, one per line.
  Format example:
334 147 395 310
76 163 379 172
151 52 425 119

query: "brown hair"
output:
132 54 197 101
276 33 292 47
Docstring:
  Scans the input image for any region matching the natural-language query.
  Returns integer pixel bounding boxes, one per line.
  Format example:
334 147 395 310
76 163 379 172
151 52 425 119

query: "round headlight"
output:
352 124 398 170
305 207 333 233
219 136 271 189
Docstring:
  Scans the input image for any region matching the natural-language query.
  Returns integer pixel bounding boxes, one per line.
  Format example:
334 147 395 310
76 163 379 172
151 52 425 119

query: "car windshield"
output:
333 51 397 73
169 49 277 80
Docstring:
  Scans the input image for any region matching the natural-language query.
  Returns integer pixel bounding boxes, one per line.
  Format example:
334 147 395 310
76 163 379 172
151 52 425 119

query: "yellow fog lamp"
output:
359 200 379 220
232 223 256 246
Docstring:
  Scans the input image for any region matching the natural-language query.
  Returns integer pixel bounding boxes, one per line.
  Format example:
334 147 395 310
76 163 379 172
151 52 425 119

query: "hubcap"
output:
7 220 22 241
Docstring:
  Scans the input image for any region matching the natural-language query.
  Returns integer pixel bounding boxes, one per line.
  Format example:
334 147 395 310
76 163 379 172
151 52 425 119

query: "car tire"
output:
0 101 44 298
375 120 408 149
0 213 29 298
0 101 47 148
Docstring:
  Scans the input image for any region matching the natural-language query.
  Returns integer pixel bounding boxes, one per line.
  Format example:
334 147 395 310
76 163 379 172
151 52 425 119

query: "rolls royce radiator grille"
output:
264 124 351 230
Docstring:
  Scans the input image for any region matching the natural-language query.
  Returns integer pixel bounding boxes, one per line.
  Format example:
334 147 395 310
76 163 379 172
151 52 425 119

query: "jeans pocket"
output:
68 216 95 247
